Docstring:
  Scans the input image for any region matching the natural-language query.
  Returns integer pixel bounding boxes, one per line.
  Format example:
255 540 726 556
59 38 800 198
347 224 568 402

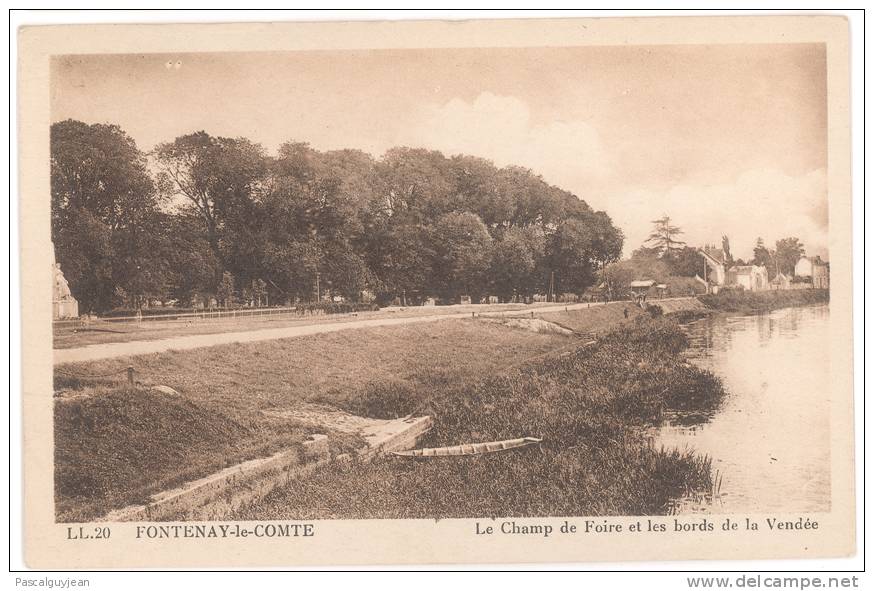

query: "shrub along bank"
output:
238 317 726 519
698 289 829 314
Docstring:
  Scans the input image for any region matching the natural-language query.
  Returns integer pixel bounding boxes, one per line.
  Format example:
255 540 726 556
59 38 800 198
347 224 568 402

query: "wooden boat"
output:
390 437 543 458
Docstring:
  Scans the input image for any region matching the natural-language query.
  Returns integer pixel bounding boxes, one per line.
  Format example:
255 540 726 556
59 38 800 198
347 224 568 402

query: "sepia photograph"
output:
15 13 857 569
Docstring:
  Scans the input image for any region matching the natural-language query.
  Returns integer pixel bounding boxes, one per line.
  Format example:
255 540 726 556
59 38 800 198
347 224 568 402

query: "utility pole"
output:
315 271 321 302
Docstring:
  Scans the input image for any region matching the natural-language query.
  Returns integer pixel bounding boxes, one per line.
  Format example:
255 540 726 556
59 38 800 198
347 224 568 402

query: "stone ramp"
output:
263 405 433 461
102 408 432 522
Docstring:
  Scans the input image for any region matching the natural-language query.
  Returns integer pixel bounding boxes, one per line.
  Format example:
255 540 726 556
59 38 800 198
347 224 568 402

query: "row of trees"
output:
51 120 624 313
751 236 806 277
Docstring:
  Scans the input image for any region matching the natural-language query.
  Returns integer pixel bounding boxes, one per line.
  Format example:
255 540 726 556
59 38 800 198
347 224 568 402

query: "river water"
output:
655 304 831 514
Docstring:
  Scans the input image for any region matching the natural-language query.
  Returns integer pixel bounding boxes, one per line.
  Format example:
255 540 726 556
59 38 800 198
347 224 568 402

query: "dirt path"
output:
53 301 609 365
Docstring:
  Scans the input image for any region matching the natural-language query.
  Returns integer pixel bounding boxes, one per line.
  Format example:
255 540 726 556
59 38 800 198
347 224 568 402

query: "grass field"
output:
53 302 553 349
54 388 319 522
54 320 571 520
537 301 647 335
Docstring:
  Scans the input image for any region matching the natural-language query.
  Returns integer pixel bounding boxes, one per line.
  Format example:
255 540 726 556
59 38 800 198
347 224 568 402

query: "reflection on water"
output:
656 304 831 514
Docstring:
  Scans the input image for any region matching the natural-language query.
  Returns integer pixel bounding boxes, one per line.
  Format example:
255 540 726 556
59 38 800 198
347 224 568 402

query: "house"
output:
629 279 656 304
698 241 772 292
770 271 792 290
794 256 830 289
699 244 728 290
727 265 769 292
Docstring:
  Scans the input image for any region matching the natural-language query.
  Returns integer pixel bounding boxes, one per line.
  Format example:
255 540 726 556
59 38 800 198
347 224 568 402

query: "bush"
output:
340 377 426 420
699 289 828 313
240 317 726 519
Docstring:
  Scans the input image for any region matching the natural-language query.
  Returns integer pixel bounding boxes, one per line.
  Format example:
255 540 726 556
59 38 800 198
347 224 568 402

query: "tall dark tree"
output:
752 237 776 277
431 212 493 303
51 120 163 312
721 235 733 265
490 226 544 302
665 246 706 278
644 215 685 256
775 237 805 276
547 218 598 296
153 132 268 288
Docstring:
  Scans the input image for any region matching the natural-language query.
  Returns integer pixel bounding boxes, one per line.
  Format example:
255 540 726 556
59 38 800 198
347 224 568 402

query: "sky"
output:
51 44 829 260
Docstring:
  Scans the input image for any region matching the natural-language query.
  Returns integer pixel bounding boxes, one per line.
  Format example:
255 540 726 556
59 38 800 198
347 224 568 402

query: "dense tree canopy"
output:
774 237 805 276
51 120 164 312
51 120 624 312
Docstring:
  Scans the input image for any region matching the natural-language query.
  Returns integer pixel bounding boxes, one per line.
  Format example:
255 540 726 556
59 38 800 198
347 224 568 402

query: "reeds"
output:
238 318 728 519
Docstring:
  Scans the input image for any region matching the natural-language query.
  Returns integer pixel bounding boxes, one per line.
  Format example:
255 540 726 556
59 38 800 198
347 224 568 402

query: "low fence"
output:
53 303 379 331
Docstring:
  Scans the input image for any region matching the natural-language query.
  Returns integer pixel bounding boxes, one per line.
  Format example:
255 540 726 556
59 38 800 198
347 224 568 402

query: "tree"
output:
363 220 434 305
163 213 222 306
490 226 544 302
752 237 777 277
601 263 634 301
52 208 115 313
153 132 268 287
260 240 321 304
665 246 706 278
721 235 733 265
53 121 629 312
625 248 673 284
546 218 600 296
775 237 805 276
216 271 236 308
431 212 493 303
644 215 685 255
252 279 268 307
51 120 164 312
322 246 377 302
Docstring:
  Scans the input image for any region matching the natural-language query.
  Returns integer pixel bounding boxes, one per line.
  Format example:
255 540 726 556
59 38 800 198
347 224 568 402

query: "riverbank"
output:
55 312 724 520
698 289 829 314
234 318 725 519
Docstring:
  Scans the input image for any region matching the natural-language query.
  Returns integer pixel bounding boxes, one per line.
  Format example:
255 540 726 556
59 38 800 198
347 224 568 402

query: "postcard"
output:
18 15 854 567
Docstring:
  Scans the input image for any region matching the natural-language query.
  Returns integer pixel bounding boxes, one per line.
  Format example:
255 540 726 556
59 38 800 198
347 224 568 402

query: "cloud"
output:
613 168 829 260
388 92 828 262
392 92 612 183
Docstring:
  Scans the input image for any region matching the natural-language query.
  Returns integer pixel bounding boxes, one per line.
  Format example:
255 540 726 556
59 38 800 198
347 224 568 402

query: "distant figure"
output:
623 307 629 319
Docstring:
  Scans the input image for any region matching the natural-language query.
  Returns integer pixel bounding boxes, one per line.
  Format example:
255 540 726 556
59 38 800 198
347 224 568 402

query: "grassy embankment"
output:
55 305 724 521
54 320 567 521
236 317 725 519
699 289 829 314
537 301 647 336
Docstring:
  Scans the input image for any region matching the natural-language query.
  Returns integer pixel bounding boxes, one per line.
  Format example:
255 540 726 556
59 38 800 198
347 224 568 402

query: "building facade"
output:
794 256 830 289
727 265 769 292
